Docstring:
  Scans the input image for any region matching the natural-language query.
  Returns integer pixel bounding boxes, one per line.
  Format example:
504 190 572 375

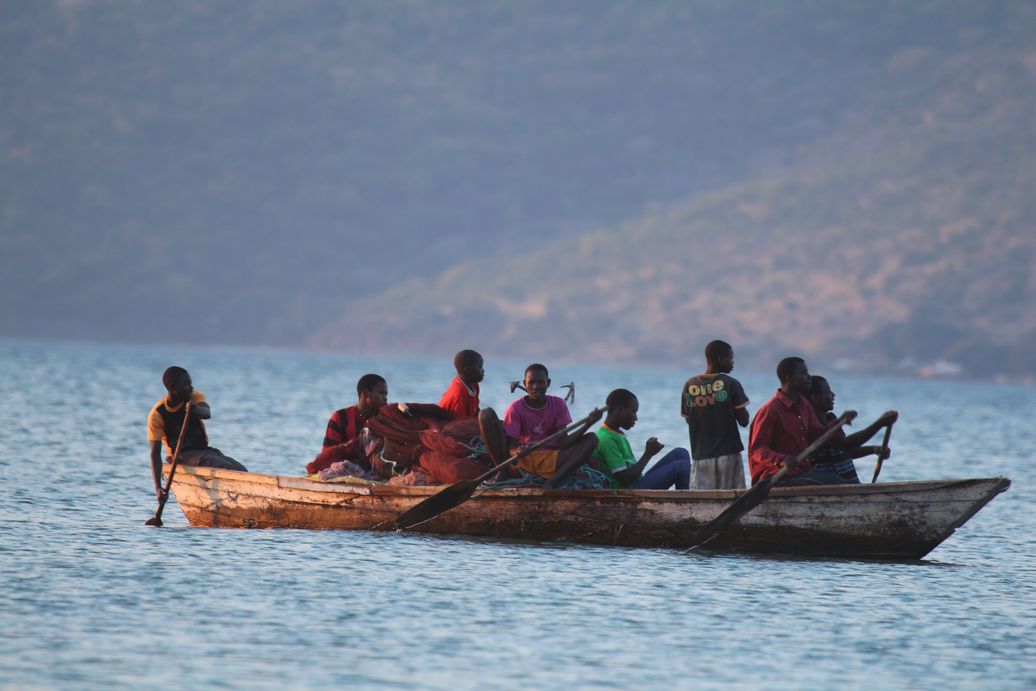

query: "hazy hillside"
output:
313 10 1036 379
4 1 1031 358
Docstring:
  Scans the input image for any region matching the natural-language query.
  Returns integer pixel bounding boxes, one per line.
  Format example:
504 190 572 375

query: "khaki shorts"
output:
691 452 746 490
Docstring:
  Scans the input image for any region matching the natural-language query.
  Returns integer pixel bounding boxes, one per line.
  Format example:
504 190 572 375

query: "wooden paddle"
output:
145 401 191 527
686 409 858 551
870 418 895 483
395 406 605 530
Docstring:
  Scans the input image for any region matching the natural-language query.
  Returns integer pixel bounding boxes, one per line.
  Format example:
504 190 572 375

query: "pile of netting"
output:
305 404 492 485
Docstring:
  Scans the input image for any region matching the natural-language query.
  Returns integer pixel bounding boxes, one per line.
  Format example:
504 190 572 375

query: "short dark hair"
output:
454 349 483 370
525 363 549 379
356 373 386 397
809 375 829 396
776 357 806 384
162 366 189 388
605 388 637 410
705 340 733 364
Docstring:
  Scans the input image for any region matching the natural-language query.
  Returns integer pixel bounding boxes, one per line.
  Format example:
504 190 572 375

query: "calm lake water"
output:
1 340 1033 689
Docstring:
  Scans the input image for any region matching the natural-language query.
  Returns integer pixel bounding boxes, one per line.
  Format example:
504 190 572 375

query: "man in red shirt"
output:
748 357 848 486
438 349 484 419
322 373 388 449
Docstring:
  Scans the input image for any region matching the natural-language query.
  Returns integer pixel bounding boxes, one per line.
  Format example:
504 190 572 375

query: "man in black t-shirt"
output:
680 340 750 489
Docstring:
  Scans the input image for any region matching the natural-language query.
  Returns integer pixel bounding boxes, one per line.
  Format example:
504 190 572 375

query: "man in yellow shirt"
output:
147 366 246 498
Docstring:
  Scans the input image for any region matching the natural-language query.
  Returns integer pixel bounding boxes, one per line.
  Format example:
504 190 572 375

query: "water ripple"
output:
0 341 1033 689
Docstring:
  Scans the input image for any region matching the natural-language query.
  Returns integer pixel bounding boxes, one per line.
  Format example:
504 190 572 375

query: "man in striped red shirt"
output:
322 373 388 450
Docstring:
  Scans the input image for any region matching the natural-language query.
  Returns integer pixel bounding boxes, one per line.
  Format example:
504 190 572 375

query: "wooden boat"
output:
166 464 1009 560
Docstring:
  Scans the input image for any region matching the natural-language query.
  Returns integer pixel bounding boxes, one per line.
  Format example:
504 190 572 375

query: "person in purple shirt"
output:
478 363 602 488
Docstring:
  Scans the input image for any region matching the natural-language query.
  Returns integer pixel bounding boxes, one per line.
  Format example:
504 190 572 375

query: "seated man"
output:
148 366 247 498
438 349 484 419
594 389 690 489
808 375 897 483
322 373 388 450
748 357 847 486
479 363 602 488
311 372 482 483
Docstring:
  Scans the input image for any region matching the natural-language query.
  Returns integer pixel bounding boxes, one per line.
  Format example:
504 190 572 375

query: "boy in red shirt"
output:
438 349 484 419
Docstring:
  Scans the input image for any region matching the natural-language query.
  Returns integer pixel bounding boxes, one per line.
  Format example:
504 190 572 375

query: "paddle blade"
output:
688 478 775 550
144 515 163 527
395 479 478 530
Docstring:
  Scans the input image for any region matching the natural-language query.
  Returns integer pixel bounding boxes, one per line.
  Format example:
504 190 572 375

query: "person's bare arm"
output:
848 444 891 460
734 406 749 427
844 410 897 447
613 437 664 485
397 402 453 421
150 441 165 497
192 401 211 420
559 410 605 449
558 408 604 448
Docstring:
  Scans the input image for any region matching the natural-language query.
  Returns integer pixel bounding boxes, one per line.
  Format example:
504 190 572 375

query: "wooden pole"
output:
145 401 192 527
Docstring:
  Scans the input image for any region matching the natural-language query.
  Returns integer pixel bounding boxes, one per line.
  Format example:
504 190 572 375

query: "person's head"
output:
162 366 192 403
776 356 810 395
705 340 734 373
605 388 639 430
523 363 550 401
356 373 388 410
809 375 835 413
454 349 485 385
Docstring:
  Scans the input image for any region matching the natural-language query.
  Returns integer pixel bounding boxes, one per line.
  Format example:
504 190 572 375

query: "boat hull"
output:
166 465 1009 559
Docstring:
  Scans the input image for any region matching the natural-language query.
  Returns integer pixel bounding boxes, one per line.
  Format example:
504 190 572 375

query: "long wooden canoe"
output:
165 464 1009 559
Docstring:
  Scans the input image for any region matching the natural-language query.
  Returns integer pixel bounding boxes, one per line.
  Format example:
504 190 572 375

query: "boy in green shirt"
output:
593 389 690 489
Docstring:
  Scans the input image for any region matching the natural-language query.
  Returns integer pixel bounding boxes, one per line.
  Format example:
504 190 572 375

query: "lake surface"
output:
1 340 1033 689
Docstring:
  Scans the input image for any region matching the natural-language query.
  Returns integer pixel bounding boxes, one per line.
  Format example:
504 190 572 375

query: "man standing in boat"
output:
748 357 847 486
147 366 247 498
681 340 750 489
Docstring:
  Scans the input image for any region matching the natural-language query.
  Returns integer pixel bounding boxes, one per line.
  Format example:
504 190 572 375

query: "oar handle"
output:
763 410 857 480
392 405 608 531
472 406 606 485
784 409 857 469
149 401 192 525
767 464 789 485
871 419 895 483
